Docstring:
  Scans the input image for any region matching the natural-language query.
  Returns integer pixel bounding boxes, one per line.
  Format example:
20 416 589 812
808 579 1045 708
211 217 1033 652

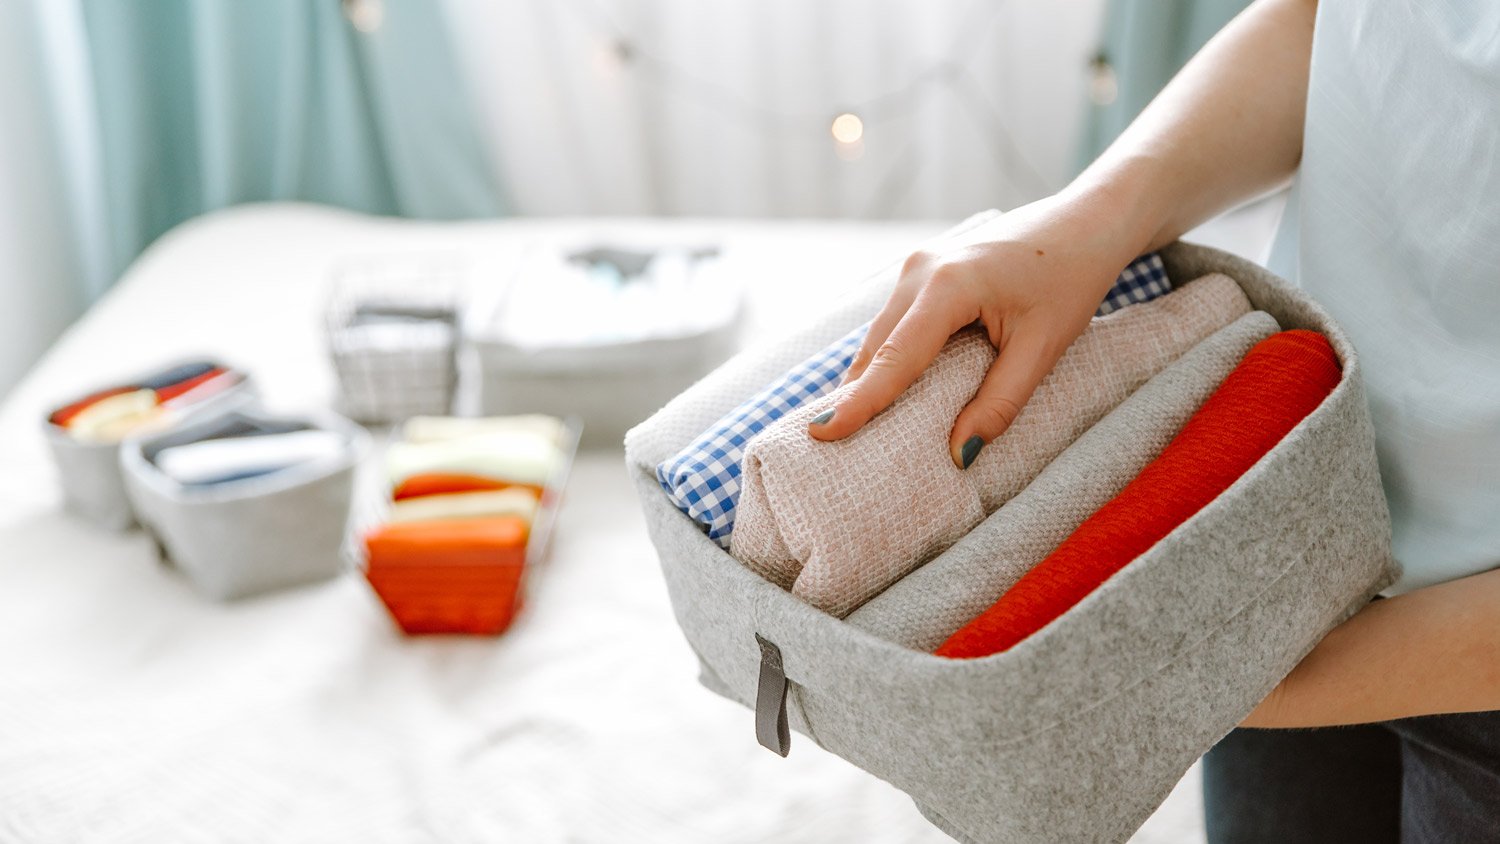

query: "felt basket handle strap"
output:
754 633 791 757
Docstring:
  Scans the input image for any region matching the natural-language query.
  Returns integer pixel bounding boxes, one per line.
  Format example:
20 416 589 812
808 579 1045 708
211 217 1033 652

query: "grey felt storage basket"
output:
43 365 257 531
470 328 740 449
120 409 369 601
624 215 1398 844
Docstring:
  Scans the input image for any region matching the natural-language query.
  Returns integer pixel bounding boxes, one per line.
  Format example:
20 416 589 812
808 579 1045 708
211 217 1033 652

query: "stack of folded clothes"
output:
935 329 1342 658
49 361 247 443
658 250 1348 648
363 414 571 635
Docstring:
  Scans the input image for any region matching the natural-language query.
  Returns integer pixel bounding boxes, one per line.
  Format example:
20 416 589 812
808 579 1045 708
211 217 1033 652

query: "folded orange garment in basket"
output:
391 473 544 501
364 515 531 566
731 274 1252 617
937 329 1342 658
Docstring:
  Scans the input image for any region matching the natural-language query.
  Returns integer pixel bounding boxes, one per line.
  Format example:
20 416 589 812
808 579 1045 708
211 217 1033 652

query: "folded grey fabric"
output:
845 310 1281 650
731 274 1252 618
624 235 1399 844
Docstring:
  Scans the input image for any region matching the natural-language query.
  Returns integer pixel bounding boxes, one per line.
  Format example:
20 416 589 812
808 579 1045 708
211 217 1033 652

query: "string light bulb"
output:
342 0 385 34
830 112 865 144
1088 52 1118 106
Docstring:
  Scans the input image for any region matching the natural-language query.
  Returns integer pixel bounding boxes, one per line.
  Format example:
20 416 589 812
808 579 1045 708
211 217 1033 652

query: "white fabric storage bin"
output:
624 219 1398 843
121 409 369 601
470 328 739 449
466 238 742 448
43 364 257 531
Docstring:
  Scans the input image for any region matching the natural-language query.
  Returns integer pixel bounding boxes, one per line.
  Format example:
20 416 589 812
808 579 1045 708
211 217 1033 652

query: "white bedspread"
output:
0 204 1203 843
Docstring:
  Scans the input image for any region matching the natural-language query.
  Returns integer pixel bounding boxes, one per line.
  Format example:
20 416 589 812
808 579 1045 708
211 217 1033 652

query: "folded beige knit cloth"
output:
844 310 1281 648
730 273 1253 617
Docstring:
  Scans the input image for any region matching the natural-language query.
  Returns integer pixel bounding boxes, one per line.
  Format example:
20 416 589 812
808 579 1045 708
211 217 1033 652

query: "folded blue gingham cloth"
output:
658 252 1170 546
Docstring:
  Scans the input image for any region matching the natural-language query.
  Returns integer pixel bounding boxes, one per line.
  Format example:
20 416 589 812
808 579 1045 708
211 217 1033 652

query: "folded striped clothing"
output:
732 274 1251 617
658 252 1173 546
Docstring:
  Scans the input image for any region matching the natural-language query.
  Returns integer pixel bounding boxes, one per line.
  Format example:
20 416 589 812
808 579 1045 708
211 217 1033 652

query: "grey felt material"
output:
845 310 1283 652
43 372 257 531
625 231 1395 842
470 308 742 450
121 409 369 601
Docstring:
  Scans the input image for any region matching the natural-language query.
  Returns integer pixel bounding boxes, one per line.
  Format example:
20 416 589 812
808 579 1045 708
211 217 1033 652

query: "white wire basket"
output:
325 254 466 425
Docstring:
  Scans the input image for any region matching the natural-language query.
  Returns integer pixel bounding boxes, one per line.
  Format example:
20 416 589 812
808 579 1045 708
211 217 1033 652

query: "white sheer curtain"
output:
442 0 1106 219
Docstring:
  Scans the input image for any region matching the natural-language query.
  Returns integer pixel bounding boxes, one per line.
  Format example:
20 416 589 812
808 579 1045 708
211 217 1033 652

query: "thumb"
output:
948 327 1057 469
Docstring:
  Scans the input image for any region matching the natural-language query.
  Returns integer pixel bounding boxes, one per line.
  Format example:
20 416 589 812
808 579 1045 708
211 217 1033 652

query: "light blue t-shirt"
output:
1268 0 1500 594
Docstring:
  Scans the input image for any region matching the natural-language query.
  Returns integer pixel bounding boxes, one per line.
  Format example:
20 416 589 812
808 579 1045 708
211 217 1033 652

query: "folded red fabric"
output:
936 329 1342 659
49 387 135 427
154 367 228 402
391 473 543 502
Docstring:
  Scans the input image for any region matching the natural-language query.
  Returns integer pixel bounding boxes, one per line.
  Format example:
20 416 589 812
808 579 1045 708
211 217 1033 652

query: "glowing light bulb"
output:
342 0 385 33
830 113 864 144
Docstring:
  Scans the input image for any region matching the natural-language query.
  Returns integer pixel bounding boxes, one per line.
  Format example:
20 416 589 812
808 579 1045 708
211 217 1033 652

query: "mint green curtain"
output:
80 0 502 280
1076 0 1253 170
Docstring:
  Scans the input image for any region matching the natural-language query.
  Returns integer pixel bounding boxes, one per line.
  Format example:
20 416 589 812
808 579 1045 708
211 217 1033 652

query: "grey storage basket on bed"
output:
624 212 1398 844
120 409 369 601
43 368 257 531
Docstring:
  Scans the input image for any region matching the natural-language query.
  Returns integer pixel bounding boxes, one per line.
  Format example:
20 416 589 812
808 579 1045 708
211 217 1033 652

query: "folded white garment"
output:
386 433 561 489
388 488 541 524
154 430 349 486
401 415 567 447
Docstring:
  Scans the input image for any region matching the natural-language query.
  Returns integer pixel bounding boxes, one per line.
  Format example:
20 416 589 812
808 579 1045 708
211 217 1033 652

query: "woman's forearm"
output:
1065 0 1318 253
1244 567 1500 728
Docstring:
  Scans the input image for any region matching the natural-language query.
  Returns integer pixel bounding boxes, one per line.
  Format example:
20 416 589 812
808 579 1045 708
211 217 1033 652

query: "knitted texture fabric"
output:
844 310 1280 650
364 516 531 567
936 329 1343 659
730 273 1252 617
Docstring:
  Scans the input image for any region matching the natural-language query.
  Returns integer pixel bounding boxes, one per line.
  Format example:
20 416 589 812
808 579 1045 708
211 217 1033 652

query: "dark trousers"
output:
1203 711 1500 843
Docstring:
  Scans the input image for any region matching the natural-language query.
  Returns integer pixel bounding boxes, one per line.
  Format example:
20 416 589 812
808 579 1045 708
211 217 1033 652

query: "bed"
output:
0 203 1205 843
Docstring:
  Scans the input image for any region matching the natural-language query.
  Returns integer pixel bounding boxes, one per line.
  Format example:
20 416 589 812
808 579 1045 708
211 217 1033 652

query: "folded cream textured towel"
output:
386 433 561 490
730 273 1253 617
844 310 1280 648
402 414 567 447
388 488 541 524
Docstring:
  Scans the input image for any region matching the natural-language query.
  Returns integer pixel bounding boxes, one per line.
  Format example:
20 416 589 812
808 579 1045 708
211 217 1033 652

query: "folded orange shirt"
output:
364 515 531 567
936 330 1342 659
391 473 544 502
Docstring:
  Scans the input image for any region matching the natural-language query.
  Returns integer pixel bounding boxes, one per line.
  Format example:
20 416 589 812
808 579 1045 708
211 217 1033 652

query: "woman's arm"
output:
812 0 1319 464
1243 567 1500 727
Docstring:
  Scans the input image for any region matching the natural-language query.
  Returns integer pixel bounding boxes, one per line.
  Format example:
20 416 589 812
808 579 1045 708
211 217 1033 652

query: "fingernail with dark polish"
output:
809 409 835 426
960 435 984 469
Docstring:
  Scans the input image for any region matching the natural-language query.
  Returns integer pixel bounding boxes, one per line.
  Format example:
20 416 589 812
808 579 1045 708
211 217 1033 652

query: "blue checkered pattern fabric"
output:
1096 252 1170 316
658 252 1170 545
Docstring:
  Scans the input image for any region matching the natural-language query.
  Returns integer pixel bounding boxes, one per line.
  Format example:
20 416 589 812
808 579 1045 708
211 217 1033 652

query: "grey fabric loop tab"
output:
754 633 790 757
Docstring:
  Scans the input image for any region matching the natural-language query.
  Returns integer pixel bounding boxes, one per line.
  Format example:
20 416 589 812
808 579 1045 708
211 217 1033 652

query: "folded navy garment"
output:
138 361 219 391
657 252 1172 545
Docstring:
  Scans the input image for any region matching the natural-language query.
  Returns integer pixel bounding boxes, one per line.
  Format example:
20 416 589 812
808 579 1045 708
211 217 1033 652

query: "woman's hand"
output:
808 193 1150 468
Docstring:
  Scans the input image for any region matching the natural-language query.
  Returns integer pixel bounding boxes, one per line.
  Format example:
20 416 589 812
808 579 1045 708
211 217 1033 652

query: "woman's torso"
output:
1269 0 1500 593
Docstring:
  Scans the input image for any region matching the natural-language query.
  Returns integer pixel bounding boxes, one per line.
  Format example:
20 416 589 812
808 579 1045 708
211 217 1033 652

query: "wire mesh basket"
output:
325 254 465 425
